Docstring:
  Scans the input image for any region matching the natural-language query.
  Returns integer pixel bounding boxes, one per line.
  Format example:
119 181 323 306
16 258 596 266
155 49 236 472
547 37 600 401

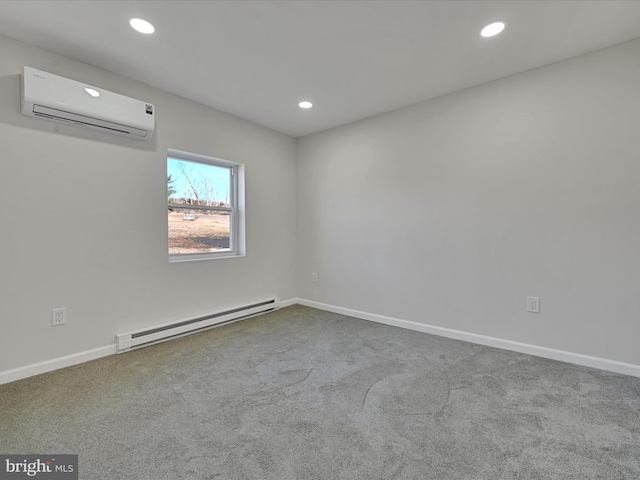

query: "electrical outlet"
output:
52 307 67 326
527 297 540 313
311 272 318 283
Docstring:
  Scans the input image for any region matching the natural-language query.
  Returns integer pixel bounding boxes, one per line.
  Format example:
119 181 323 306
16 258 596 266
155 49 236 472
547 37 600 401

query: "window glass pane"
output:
168 209 230 254
167 150 243 261
168 157 231 207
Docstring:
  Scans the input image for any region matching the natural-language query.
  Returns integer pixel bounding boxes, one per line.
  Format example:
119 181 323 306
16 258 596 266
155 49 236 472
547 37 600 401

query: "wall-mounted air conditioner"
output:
21 66 155 140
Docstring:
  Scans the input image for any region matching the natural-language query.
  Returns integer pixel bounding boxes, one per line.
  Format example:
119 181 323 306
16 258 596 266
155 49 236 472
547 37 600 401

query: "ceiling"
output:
1 1 640 138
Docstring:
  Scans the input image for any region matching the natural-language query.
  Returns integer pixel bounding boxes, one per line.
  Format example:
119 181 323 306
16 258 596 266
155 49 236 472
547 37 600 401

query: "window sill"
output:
169 252 245 263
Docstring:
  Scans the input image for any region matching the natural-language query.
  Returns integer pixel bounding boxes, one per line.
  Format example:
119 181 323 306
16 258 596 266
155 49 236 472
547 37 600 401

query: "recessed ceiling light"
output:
299 101 313 109
481 21 506 38
130 18 155 34
84 88 100 97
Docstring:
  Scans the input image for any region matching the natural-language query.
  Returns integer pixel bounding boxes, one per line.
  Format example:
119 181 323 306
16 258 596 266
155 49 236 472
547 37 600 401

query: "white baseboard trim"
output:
296 298 640 378
0 344 117 385
4 298 638 385
279 298 298 308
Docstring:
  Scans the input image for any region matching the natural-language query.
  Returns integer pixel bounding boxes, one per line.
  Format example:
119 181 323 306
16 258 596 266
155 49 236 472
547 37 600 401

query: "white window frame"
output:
168 148 245 262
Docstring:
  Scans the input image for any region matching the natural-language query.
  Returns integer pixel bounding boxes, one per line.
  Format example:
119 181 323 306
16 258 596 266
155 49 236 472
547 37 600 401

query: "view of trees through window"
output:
167 157 233 255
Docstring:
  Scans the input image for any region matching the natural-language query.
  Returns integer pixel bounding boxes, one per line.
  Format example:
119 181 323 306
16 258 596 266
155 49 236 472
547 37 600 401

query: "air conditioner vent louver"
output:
32 104 147 136
22 66 154 140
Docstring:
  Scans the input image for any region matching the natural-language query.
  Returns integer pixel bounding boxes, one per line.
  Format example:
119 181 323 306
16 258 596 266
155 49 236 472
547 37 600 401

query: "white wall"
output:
297 38 640 366
3 31 639 380
0 35 297 374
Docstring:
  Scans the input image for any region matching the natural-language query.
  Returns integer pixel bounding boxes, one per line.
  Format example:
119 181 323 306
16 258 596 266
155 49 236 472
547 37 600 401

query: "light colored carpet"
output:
1 305 639 479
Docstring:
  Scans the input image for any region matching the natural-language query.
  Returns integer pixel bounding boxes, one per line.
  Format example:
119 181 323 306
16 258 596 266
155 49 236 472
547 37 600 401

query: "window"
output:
167 149 244 261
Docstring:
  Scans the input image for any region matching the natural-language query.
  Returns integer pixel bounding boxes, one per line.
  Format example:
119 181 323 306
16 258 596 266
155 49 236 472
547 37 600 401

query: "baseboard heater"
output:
116 298 280 353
